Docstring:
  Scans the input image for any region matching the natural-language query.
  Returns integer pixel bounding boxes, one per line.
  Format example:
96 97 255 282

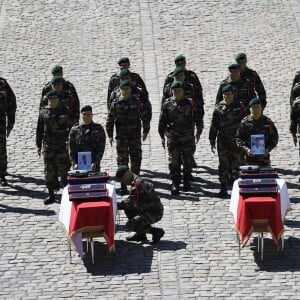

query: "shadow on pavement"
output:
83 239 187 275
0 203 55 216
7 173 44 185
251 236 300 271
0 183 48 200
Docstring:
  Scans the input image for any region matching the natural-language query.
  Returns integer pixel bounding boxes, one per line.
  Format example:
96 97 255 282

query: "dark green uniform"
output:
123 175 164 234
106 95 151 174
0 77 16 177
69 122 106 172
209 100 244 184
236 114 278 167
158 95 203 184
290 96 300 158
36 105 71 190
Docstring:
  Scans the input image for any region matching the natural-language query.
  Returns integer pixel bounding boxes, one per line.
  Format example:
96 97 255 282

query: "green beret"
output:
235 53 247 61
51 76 63 84
174 55 186 63
222 84 234 93
80 105 92 113
171 81 183 89
115 165 129 181
120 80 131 88
228 63 240 70
46 90 59 98
173 67 184 76
249 97 261 107
51 65 63 75
118 57 130 65
119 68 130 77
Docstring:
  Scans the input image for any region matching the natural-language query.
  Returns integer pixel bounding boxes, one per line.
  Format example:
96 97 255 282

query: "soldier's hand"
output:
109 137 114 146
247 149 253 156
6 128 11 138
161 138 165 149
292 134 297 146
73 164 78 170
37 148 41 157
142 132 148 141
195 132 201 144
211 144 216 154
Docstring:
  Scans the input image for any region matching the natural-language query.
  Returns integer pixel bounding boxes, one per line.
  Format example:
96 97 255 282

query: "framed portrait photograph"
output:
78 151 92 171
251 134 265 155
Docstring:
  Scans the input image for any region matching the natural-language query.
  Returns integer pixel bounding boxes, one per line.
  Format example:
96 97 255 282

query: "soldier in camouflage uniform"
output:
107 57 148 105
106 80 152 195
69 105 106 172
40 64 79 110
290 96 300 159
36 90 71 205
209 84 245 198
158 81 203 195
115 165 164 244
0 77 16 186
236 98 278 168
235 53 267 107
290 82 300 106
163 55 203 94
216 64 258 114
108 68 150 111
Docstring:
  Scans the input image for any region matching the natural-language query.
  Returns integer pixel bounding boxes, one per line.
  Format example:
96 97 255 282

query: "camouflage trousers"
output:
217 138 243 184
123 200 164 233
42 146 71 190
167 136 194 184
0 131 7 176
116 136 142 175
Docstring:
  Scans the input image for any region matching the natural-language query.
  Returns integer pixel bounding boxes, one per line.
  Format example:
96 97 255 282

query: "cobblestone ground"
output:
0 0 300 299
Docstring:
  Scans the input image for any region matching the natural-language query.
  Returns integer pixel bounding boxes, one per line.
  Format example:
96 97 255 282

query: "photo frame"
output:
251 134 265 155
78 151 92 171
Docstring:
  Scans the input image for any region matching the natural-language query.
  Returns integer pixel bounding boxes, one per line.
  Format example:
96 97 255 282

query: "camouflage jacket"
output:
0 77 16 131
209 100 245 144
158 96 204 140
107 71 148 103
125 175 163 215
240 67 266 104
106 94 151 139
36 104 70 150
216 77 257 112
290 96 300 134
236 114 278 154
40 78 79 110
69 122 106 164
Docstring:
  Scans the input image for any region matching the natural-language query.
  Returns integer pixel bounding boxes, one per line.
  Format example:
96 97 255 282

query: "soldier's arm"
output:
208 110 218 145
36 115 44 149
105 104 116 138
290 106 299 135
193 84 205 116
163 73 173 90
94 125 106 163
236 121 249 153
69 127 78 164
158 106 168 139
254 72 267 106
267 120 279 151
216 83 223 105
136 74 149 97
5 81 17 130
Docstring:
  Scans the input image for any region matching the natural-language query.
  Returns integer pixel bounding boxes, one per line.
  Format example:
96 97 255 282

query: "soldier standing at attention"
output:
0 77 16 186
115 165 164 244
158 81 203 195
36 90 71 205
107 57 148 105
235 53 267 108
106 80 152 195
69 105 106 172
236 98 278 168
209 84 245 198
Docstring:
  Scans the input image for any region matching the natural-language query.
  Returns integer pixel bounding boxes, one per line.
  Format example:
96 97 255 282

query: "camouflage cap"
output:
222 84 234 93
115 165 129 182
174 55 186 63
228 63 240 70
80 105 92 113
249 97 261 107
120 79 131 88
235 52 247 61
118 57 130 65
51 65 63 75
171 80 183 89
51 76 63 84
119 68 131 77
173 67 184 76
46 90 59 98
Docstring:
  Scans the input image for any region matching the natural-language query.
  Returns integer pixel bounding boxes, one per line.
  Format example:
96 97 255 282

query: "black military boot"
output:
126 232 147 242
0 175 8 186
149 227 165 245
218 183 229 198
183 174 191 191
118 183 128 196
170 182 179 195
44 189 56 205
